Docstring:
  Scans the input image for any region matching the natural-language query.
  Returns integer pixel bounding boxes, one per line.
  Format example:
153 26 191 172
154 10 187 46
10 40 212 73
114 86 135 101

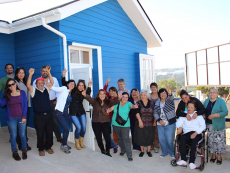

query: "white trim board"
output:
0 0 162 48
71 42 103 89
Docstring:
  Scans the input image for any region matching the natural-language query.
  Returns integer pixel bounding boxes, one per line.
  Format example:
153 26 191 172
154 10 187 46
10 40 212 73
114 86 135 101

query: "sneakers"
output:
113 146 118 153
177 160 187 166
153 148 159 153
170 155 175 159
39 151 45 156
67 144 71 150
46 148 54 154
12 151 21 161
189 163 196 169
160 155 166 158
60 145 71 154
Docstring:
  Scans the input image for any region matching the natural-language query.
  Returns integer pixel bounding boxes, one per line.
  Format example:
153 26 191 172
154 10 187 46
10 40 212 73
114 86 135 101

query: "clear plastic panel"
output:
197 65 207 85
208 63 219 85
186 53 197 85
207 47 218 63
219 44 230 62
220 61 230 85
197 50 206 65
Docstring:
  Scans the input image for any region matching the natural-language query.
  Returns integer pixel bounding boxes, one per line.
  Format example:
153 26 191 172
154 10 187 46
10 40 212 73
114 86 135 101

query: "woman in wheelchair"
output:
176 100 206 169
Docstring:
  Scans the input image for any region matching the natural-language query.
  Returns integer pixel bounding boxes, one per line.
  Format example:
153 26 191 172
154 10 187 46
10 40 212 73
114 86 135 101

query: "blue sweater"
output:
203 97 228 130
0 90 28 121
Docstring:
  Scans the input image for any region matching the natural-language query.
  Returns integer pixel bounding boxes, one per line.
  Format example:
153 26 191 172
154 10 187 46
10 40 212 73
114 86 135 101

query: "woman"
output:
0 79 28 161
103 77 118 153
47 79 75 154
135 89 155 157
176 100 206 169
62 69 91 150
82 89 121 157
154 86 176 158
176 90 206 120
15 67 31 150
149 82 160 153
203 88 228 165
107 92 138 161
128 88 141 151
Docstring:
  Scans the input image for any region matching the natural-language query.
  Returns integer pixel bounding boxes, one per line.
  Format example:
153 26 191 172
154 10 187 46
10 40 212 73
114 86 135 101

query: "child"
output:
176 100 206 169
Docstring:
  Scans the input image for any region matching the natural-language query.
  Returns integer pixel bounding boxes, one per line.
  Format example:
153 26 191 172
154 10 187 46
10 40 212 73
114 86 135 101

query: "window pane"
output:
82 51 90 64
220 61 230 85
186 53 197 85
219 44 230 61
70 50 79 63
197 65 207 85
197 50 206 65
207 47 218 63
208 63 219 85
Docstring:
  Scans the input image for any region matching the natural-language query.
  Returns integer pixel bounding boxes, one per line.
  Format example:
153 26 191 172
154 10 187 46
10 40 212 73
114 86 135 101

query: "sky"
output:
0 0 230 69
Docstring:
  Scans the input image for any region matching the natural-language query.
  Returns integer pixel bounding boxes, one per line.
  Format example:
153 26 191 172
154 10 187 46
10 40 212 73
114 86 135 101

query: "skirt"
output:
134 125 155 146
207 124 226 154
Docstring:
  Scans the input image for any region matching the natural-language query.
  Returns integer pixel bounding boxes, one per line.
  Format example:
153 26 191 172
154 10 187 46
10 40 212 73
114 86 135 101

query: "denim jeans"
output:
157 123 176 156
110 119 117 148
55 110 70 145
7 116 27 151
71 114 86 139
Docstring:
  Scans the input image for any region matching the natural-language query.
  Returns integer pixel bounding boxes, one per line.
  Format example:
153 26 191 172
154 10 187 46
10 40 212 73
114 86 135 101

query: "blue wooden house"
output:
0 0 162 148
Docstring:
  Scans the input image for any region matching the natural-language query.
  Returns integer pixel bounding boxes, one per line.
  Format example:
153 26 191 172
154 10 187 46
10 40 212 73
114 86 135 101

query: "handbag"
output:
115 103 129 126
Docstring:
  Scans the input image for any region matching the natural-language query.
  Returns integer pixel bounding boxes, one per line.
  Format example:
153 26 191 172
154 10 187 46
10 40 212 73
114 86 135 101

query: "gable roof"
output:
0 0 162 47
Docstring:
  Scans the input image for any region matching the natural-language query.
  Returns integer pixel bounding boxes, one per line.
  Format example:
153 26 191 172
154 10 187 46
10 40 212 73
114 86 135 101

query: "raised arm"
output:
103 77 111 97
62 68 68 86
109 93 122 106
47 65 54 86
86 87 91 95
27 68 35 93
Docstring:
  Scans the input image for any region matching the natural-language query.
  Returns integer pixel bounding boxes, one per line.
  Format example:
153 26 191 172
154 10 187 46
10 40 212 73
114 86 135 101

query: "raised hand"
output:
133 103 139 109
118 93 122 100
46 65 51 73
29 68 35 75
62 68 68 77
82 90 86 97
88 78 92 87
106 77 111 85
166 86 172 95
46 82 52 88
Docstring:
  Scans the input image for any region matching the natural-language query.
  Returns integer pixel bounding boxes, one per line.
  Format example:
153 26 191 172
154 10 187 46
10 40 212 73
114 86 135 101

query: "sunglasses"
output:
8 82 16 87
16 67 24 69
78 79 85 82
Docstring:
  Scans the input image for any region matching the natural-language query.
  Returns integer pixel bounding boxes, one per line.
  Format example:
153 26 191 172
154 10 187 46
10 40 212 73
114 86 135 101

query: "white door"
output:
139 53 155 90
68 67 95 151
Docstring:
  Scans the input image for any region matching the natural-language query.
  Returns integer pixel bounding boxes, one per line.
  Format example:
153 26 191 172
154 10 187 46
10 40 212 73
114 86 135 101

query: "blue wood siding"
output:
0 33 15 127
14 22 63 127
59 0 147 94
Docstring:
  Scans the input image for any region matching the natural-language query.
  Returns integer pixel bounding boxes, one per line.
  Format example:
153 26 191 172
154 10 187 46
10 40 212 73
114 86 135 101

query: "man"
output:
0 63 15 93
32 66 62 143
117 78 130 95
27 66 54 156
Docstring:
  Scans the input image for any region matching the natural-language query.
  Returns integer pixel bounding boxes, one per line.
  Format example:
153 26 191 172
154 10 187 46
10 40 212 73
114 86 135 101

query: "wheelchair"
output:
171 131 208 171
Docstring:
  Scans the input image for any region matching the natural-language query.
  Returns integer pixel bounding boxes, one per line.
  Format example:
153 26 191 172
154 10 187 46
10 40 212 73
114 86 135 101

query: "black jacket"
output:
176 97 206 117
62 77 91 116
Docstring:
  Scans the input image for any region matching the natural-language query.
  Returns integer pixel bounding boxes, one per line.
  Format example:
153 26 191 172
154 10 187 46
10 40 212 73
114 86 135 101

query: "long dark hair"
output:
96 89 110 105
4 78 20 101
130 88 138 100
75 80 87 95
15 67 27 85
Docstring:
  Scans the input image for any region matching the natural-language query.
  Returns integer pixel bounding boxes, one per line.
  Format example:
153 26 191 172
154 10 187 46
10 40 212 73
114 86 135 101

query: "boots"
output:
22 149 27 160
12 150 21 161
105 151 112 157
75 138 81 150
79 136 86 148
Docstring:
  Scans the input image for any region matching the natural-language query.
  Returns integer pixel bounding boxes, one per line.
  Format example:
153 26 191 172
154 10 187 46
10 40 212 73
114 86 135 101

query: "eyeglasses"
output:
8 82 16 87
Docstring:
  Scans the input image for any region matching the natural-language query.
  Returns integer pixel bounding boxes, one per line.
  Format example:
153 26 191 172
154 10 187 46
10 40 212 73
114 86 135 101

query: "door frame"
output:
68 42 103 89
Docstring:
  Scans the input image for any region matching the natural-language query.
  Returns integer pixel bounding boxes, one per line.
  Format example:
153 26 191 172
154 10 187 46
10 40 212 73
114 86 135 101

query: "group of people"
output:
0 63 228 168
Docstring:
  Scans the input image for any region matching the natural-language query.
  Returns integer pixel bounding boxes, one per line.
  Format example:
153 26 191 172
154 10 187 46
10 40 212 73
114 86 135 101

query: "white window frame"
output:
139 53 155 90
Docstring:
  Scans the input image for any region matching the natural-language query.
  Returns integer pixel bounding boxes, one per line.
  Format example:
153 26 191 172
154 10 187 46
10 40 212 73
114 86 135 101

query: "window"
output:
69 47 91 65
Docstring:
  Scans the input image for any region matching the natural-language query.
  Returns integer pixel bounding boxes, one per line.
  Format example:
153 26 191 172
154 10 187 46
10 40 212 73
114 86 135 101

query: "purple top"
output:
128 97 137 125
8 94 23 118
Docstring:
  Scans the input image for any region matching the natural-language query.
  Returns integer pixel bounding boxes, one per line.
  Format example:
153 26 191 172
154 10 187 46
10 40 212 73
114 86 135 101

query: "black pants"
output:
34 112 53 151
180 131 202 163
43 102 61 141
16 108 30 148
92 122 111 152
